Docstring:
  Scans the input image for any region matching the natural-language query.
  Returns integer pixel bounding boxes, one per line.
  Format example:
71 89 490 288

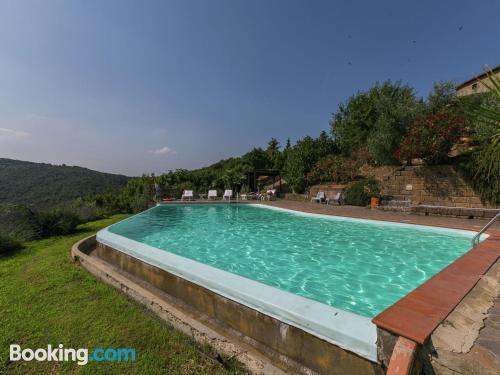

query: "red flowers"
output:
398 110 467 164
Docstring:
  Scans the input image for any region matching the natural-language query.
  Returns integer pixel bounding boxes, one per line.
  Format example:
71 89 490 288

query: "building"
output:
456 64 500 96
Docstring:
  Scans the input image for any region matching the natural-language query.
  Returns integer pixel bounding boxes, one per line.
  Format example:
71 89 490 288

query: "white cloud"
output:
0 127 30 140
149 146 176 155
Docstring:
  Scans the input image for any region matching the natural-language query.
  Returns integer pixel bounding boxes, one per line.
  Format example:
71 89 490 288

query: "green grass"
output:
0 216 246 374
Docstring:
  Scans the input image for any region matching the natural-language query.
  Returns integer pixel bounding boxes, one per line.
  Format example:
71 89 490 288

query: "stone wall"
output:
287 165 497 210
308 184 347 200
364 165 496 209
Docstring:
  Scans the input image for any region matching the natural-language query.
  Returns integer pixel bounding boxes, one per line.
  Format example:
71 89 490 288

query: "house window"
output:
472 83 478 91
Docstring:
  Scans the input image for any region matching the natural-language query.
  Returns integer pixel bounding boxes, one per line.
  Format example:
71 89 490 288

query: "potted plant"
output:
366 180 381 209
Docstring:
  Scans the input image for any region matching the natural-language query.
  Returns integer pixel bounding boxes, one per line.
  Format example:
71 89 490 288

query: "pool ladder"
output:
472 212 500 246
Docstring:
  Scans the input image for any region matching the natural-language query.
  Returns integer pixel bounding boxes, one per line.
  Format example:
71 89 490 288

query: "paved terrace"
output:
261 199 500 232
163 198 500 231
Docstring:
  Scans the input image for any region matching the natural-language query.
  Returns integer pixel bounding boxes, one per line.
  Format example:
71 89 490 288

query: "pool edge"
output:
96 226 378 362
73 235 383 374
372 233 500 345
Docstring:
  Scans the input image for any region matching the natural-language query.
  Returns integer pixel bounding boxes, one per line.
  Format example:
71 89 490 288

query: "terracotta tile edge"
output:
386 337 418 375
372 237 500 344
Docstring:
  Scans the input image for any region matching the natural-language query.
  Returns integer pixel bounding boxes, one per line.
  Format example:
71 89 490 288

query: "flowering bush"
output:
306 155 360 185
399 110 467 165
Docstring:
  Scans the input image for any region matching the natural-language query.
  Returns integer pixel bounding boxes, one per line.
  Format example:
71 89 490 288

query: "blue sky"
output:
0 0 498 176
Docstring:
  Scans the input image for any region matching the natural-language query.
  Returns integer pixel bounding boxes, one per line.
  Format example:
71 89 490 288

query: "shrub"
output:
0 234 23 257
463 71 500 205
399 109 467 165
0 205 40 241
69 198 104 223
35 209 82 237
343 178 380 206
306 155 360 185
465 144 500 206
0 205 82 241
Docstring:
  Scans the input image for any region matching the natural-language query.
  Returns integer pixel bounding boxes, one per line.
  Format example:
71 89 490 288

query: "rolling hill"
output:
0 158 130 207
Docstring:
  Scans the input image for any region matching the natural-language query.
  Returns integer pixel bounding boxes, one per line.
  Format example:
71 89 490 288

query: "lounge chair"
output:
311 191 326 204
208 190 218 200
246 192 259 200
223 189 233 200
181 190 194 201
326 192 342 205
265 189 277 201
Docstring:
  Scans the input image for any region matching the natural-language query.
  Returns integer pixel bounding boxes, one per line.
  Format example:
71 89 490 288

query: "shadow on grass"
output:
71 226 92 235
0 235 24 259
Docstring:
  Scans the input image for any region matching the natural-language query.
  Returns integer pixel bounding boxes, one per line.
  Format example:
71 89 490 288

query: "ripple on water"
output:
109 204 473 318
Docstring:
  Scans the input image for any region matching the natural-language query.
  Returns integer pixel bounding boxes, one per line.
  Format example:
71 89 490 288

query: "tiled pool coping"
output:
373 234 500 344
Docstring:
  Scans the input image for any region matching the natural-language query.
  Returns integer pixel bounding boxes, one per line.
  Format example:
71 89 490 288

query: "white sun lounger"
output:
208 190 218 200
181 190 194 201
223 189 233 200
326 192 342 205
311 191 326 204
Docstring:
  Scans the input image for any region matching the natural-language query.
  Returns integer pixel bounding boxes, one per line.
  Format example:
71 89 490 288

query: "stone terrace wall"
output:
284 184 347 201
364 165 495 209
308 184 347 200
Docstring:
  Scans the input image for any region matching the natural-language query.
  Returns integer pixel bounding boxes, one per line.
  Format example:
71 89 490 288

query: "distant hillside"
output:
0 158 130 207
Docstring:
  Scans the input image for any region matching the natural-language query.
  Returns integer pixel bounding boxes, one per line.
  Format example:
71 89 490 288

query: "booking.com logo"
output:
10 344 136 365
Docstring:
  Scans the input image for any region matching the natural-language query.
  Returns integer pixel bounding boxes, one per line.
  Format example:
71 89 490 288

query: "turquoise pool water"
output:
108 204 474 318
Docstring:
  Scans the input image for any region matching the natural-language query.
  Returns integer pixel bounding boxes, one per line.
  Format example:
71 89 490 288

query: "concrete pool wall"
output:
96 220 378 361
72 235 383 374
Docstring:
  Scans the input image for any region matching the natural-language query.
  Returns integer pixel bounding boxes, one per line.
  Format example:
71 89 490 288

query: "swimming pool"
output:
104 203 474 316
96 203 478 361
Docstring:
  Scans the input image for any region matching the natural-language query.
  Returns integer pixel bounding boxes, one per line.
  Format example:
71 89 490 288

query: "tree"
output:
241 148 271 170
266 138 284 170
267 138 279 152
426 81 457 114
221 165 247 190
316 131 337 156
330 90 375 154
283 150 307 193
283 135 337 193
283 137 317 193
330 81 420 165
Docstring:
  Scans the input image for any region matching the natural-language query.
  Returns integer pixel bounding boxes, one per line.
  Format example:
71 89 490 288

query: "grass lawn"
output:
0 215 246 374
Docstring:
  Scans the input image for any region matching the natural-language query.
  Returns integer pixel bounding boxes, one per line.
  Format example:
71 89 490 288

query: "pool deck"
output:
162 199 500 231
260 200 500 233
